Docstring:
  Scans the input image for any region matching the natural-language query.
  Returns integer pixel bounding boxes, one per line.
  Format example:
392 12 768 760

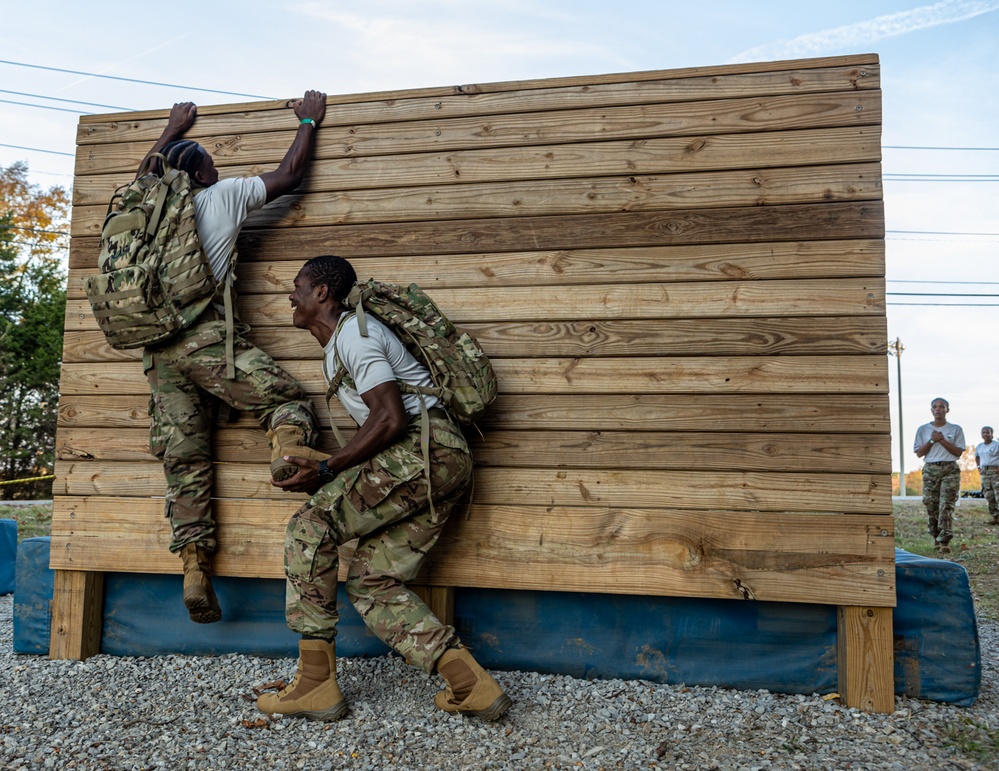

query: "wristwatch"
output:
317 459 336 485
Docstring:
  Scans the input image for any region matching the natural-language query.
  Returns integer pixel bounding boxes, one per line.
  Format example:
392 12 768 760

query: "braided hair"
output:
160 139 207 178
302 255 357 301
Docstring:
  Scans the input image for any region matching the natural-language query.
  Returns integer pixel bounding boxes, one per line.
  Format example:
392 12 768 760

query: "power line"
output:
893 303 999 310
0 143 74 157
0 98 91 115
885 174 999 178
883 176 999 182
884 145 999 151
0 59 275 100
887 230 999 237
887 279 999 285
0 89 132 111
887 292 999 298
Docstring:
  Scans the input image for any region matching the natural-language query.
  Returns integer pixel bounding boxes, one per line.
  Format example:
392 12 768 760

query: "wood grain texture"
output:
51 461 888 514
58 393 890 433
61 316 887 364
56 355 887 397
68 201 884 269
49 496 894 607
74 90 880 175
56 55 891 619
55 427 890 473
65 279 886 332
71 125 883 206
76 59 878 143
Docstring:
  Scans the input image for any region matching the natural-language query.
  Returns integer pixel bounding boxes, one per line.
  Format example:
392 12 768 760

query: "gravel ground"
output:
1 594 997 771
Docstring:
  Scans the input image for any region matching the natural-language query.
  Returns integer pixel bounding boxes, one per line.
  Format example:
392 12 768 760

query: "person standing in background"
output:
914 398 965 555
975 426 999 525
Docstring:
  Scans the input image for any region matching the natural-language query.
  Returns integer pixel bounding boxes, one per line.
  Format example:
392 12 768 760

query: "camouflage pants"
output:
922 461 960 545
284 411 472 674
143 319 318 553
982 467 999 520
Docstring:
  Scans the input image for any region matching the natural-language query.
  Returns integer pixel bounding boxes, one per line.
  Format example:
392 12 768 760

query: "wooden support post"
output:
411 584 455 627
837 605 894 713
49 569 105 660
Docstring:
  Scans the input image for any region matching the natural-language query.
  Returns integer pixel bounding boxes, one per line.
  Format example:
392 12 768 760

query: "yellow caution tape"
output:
0 474 55 487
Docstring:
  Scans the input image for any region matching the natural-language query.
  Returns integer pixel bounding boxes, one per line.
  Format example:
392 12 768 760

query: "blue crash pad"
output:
12 539 980 705
0 519 16 595
12 537 387 659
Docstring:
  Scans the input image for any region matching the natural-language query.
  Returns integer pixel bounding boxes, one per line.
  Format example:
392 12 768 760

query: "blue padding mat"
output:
894 548 980 706
0 519 16 595
101 573 389 659
454 589 838 693
13 537 52 653
12 539 981 705
12 537 388 658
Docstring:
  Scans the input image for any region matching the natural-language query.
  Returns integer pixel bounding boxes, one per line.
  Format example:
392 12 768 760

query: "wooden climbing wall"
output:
53 52 894 708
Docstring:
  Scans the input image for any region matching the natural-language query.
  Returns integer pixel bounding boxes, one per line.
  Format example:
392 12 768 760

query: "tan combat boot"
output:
434 645 512 720
267 425 328 483
257 639 348 721
180 543 221 624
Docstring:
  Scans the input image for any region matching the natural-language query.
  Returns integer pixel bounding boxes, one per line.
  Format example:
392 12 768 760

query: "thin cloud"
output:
732 0 999 62
290 2 620 85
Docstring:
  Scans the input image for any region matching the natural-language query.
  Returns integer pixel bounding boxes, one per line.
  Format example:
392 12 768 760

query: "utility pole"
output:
888 338 906 496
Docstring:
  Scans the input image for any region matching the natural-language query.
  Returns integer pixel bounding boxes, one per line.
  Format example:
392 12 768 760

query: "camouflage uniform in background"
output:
284 411 472 674
144 317 319 552
981 466 999 523
921 461 960 546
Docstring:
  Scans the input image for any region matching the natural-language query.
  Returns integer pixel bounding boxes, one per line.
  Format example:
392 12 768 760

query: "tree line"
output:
0 162 68 500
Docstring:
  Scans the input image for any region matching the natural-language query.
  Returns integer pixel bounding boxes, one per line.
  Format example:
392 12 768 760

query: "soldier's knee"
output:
345 572 399 604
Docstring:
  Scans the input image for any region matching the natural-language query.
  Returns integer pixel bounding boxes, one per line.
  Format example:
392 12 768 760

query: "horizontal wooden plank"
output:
241 201 889 259
74 90 881 177
431 505 894 605
70 160 883 237
55 427 891 474
57 393 890 433
48 496 894 606
76 60 878 145
65 239 886 300
254 278 885 326
61 315 888 364
69 201 885 268
64 278 886 333
71 125 881 206
52 461 889 513
57 355 887 397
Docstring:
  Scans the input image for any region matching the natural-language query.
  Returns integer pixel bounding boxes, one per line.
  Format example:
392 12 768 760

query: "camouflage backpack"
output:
324 279 497 441
84 154 216 350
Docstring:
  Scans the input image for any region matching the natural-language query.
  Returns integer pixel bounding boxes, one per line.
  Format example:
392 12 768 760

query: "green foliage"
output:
0 502 52 541
0 162 69 500
943 715 999 761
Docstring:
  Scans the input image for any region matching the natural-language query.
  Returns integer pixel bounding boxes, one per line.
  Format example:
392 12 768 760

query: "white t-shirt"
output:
324 314 439 426
192 176 268 283
977 440 999 467
914 421 965 462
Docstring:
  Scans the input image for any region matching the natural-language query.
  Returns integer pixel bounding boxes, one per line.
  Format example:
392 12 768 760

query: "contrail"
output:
732 0 999 62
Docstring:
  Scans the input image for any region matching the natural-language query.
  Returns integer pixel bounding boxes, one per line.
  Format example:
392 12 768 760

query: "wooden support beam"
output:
49 569 105 661
837 605 894 713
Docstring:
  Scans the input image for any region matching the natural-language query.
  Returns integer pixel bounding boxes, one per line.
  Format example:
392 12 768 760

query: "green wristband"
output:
300 118 317 128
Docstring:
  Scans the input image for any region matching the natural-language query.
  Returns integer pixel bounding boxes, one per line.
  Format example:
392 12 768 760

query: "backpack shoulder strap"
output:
323 312 355 447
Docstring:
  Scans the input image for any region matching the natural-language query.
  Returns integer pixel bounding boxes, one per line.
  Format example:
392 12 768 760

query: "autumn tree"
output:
0 162 69 499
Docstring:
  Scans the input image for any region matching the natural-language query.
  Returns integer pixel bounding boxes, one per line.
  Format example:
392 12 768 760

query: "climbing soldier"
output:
256 255 512 722
139 92 329 623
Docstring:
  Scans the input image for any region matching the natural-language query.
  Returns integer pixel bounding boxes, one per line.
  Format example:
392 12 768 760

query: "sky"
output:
1 0 997 476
